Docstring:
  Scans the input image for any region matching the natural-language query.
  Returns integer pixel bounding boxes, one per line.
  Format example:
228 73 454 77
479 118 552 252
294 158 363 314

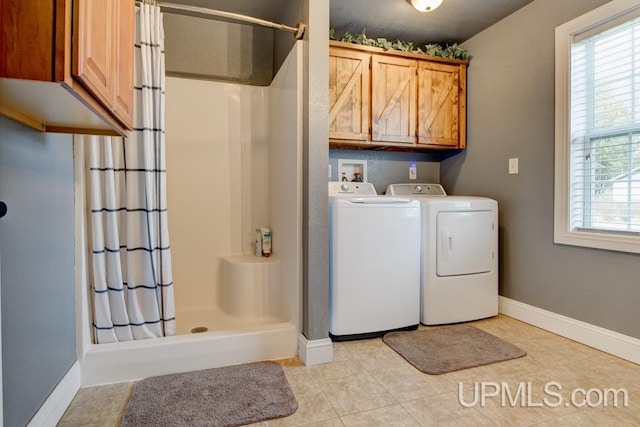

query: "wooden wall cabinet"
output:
371 54 416 144
329 40 468 151
0 0 135 136
417 61 465 147
328 47 370 141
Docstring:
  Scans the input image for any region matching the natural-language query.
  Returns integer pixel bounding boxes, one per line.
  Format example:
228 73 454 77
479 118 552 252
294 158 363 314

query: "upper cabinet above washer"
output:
0 0 135 136
371 54 417 145
329 41 468 151
417 61 465 148
328 47 371 142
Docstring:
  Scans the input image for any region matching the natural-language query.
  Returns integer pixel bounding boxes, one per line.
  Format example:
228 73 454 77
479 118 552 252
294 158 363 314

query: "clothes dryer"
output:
386 184 498 325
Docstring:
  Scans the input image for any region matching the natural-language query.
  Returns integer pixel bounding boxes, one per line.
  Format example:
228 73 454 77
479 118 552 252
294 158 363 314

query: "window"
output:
555 0 640 254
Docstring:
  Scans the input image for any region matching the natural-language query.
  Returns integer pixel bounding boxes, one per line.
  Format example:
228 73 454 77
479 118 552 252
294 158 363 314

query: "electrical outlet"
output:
409 163 417 180
509 158 519 175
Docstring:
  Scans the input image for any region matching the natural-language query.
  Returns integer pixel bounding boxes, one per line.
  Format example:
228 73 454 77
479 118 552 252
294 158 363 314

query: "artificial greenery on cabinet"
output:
329 28 469 61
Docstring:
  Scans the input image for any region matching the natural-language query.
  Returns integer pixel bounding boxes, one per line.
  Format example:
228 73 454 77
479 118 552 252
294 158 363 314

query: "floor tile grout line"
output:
336 401 413 422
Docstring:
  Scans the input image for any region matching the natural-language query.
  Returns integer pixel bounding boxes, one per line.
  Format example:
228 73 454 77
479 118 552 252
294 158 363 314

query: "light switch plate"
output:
509 158 519 174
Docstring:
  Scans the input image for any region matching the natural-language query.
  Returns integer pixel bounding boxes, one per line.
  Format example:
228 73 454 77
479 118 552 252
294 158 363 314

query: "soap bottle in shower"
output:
260 227 271 257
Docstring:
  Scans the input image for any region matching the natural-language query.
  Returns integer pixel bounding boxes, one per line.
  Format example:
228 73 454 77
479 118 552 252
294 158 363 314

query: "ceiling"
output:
331 0 535 45
164 0 535 45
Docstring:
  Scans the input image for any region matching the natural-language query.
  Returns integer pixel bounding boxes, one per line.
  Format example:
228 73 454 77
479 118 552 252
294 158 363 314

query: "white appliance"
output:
329 182 421 340
386 183 498 325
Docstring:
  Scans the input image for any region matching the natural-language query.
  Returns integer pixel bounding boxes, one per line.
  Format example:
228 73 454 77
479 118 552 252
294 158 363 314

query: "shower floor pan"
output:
175 306 288 335
80 254 298 386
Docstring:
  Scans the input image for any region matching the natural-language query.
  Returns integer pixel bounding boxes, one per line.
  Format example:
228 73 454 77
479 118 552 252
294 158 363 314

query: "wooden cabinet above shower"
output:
329 41 468 151
0 0 135 136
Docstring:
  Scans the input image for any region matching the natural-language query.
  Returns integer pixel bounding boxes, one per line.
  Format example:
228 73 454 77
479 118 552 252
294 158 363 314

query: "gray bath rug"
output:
120 361 298 426
383 324 526 375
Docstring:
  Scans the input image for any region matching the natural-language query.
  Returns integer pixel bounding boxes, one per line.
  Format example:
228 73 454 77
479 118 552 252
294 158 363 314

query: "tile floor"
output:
59 315 640 426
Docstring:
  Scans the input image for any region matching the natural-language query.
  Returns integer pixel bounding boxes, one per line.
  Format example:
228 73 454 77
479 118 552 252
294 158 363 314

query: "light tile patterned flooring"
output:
59 315 640 426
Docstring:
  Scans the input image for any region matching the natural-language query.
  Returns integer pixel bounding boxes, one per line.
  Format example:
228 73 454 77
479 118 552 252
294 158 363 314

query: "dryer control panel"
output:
385 183 447 196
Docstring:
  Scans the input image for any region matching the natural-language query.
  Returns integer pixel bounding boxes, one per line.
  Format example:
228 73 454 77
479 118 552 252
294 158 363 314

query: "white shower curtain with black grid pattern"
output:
84 3 175 343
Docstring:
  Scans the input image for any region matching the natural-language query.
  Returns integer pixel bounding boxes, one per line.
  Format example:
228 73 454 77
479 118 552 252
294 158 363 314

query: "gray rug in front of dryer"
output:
383 324 527 375
120 361 297 426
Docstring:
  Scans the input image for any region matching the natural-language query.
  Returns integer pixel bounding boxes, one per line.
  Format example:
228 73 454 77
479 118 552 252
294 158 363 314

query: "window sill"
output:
554 228 640 254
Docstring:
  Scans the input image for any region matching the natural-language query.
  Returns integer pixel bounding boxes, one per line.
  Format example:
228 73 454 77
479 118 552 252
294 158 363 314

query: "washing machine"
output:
329 182 421 340
386 183 498 325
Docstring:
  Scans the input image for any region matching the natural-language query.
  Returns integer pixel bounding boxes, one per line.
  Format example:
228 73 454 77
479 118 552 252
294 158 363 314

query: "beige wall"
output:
165 42 302 327
165 77 270 312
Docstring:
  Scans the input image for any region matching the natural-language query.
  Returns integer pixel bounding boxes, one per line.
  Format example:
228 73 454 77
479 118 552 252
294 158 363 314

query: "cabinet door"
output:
417 62 466 148
371 55 416 144
73 0 115 109
329 48 370 141
113 0 135 128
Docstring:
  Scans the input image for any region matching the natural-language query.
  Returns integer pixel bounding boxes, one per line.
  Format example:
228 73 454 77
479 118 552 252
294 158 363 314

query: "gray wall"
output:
303 0 330 341
164 13 274 86
441 0 640 339
273 0 306 78
164 0 307 86
329 150 440 194
0 117 76 425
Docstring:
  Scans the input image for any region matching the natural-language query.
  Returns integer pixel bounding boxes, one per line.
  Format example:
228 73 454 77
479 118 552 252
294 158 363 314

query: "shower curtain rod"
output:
147 1 306 39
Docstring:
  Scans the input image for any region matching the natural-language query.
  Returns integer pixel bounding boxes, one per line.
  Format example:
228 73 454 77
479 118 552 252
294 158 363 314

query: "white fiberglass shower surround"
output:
76 43 303 385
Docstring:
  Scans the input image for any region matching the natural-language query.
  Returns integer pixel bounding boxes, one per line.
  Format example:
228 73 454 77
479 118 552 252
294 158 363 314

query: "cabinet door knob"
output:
0 201 7 219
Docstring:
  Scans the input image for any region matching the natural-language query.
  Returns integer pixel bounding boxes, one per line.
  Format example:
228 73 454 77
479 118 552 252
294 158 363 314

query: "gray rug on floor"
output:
120 361 298 427
383 324 527 375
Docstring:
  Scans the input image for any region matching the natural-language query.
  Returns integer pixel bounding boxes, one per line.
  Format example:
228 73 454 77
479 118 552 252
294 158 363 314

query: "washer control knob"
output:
415 185 423 193
340 184 349 192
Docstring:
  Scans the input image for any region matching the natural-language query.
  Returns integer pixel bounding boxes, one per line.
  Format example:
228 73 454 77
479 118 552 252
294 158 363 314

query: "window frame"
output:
554 0 640 254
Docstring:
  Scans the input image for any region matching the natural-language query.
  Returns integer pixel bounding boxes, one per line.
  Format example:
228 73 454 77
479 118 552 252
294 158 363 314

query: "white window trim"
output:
554 0 640 254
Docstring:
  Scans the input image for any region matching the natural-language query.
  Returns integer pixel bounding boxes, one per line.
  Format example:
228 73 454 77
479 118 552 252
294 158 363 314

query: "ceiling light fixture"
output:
409 0 444 13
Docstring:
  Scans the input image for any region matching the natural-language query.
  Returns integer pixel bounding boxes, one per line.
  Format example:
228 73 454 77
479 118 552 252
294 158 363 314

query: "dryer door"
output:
436 210 495 277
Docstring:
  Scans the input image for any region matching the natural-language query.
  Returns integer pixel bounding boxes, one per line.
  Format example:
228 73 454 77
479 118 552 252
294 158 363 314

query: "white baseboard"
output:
28 361 81 427
298 334 333 366
499 296 640 365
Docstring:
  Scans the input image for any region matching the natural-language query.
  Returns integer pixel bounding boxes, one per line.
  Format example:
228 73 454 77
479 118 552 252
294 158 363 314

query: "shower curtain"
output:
85 3 174 343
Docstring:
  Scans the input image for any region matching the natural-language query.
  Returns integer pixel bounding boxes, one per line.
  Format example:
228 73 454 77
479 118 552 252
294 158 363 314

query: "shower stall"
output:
76 42 303 386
